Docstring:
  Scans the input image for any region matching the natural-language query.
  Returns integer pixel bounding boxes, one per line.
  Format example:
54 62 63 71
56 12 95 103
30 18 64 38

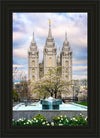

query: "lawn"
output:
75 102 87 106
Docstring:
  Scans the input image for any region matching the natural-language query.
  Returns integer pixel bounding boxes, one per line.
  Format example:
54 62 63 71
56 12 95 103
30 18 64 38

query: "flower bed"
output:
12 113 88 126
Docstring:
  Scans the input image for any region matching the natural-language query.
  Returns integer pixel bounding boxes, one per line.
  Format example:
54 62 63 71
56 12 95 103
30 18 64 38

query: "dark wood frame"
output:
0 0 100 137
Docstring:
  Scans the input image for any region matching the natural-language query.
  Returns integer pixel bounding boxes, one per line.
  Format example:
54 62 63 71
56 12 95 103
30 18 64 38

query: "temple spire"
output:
58 47 60 55
32 32 35 43
65 32 67 43
48 19 52 38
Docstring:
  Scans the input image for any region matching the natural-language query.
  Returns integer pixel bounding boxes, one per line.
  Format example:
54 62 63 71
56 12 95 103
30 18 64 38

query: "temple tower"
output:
61 33 72 81
43 20 57 75
28 33 39 81
57 47 61 66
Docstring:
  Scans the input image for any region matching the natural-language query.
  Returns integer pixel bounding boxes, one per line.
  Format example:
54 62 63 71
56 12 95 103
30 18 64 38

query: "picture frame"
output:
0 0 99 138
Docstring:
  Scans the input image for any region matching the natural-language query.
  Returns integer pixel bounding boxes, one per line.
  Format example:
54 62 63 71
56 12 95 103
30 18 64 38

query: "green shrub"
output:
52 115 71 126
12 114 88 126
31 114 48 126
32 114 46 122
52 114 88 126
12 118 27 126
72 114 88 126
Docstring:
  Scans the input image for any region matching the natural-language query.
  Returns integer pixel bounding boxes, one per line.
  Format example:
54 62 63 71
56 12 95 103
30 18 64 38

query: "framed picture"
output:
0 0 99 138
12 11 88 126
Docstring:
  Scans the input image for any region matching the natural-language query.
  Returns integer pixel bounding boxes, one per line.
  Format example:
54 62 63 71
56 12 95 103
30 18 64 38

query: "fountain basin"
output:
13 102 87 121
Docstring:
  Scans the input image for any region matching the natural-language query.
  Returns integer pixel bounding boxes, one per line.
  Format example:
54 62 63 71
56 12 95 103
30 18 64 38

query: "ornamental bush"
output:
12 118 27 126
32 114 48 126
52 115 71 126
12 114 88 126
32 114 46 122
52 114 88 126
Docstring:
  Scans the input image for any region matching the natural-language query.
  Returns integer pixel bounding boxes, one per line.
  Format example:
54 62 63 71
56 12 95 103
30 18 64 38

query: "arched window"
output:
66 68 68 73
49 57 52 67
66 75 69 81
66 61 69 67
32 61 35 67
32 68 35 73
32 75 35 80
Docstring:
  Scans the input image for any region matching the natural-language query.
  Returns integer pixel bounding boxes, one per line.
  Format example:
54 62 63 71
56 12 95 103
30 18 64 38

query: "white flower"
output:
41 119 43 121
36 120 38 123
60 115 62 117
47 123 49 126
58 117 60 119
59 124 63 126
61 118 63 120
34 118 36 120
51 122 54 126
85 116 87 120
59 120 61 122
72 118 78 121
42 122 45 125
29 120 32 123
66 119 69 122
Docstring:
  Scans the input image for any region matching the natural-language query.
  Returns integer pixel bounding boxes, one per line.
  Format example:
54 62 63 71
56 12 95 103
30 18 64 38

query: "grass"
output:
75 102 87 106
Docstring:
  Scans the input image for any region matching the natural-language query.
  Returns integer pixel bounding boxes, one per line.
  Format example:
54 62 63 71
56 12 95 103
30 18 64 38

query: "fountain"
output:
40 97 62 110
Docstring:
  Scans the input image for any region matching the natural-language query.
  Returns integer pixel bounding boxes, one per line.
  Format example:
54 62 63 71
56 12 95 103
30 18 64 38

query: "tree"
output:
13 88 19 101
14 76 32 101
19 76 32 100
30 66 71 99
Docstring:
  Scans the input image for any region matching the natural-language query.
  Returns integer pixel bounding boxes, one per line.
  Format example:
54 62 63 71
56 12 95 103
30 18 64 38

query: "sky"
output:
13 12 87 81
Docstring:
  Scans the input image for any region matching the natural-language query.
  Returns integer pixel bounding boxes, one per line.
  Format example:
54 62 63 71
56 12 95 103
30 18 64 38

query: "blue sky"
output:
13 12 87 81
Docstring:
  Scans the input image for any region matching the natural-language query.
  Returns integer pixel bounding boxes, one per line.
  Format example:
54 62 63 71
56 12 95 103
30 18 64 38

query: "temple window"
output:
66 61 69 67
66 75 68 81
66 68 68 73
32 75 35 80
32 60 35 67
32 68 35 73
49 57 52 67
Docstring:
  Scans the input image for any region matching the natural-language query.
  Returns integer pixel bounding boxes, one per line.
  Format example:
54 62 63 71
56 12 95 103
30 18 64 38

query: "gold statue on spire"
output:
49 19 51 24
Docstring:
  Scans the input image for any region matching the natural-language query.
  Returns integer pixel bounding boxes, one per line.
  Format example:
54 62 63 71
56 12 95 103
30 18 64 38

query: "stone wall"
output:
13 110 87 122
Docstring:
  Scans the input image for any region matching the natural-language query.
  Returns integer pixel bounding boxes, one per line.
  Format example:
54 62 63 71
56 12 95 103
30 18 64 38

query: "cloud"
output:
72 65 87 80
13 12 87 57
73 75 87 80
13 38 32 59
13 13 87 47
13 69 28 80
13 13 87 81
13 48 28 59
13 13 18 21
73 59 87 64
13 32 25 42
73 65 87 71
13 64 25 68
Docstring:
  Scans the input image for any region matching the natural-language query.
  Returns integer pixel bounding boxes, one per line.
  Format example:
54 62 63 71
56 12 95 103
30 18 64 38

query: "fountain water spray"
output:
41 97 62 110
